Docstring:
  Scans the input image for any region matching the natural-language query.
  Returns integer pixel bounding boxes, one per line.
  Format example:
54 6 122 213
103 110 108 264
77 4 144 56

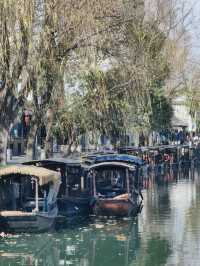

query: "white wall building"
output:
172 96 196 131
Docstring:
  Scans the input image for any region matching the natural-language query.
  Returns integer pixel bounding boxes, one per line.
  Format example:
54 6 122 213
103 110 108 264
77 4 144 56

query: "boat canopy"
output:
94 154 144 166
0 165 61 186
87 161 136 171
23 158 81 167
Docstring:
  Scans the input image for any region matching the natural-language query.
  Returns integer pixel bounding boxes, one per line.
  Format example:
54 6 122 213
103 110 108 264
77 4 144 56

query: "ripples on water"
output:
1 166 200 266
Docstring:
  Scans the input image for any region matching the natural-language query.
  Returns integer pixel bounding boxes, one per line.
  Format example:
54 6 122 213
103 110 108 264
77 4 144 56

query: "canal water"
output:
1 166 200 266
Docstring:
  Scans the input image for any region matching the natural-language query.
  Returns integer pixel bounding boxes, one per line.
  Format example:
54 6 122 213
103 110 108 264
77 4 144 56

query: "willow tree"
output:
99 9 174 137
0 0 34 164
25 0 64 159
123 22 171 131
86 0 191 137
51 0 174 150
80 21 172 138
25 0 144 158
82 69 129 144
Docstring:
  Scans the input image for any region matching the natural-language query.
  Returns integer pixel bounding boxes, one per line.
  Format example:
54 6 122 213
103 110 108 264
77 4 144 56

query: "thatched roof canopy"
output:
0 165 61 186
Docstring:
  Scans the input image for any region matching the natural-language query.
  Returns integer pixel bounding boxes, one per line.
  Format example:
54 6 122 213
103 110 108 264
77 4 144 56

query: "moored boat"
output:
84 154 144 217
93 194 139 217
23 159 91 217
0 165 61 232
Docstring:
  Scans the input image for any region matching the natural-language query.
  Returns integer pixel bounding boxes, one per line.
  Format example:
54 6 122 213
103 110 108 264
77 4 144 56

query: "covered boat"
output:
85 154 144 217
0 165 61 232
23 159 91 217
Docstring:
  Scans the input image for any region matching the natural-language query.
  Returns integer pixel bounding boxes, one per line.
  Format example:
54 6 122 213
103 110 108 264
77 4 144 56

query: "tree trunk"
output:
44 132 53 159
63 141 74 158
26 123 38 161
44 121 53 159
0 127 9 165
62 130 77 158
44 110 53 159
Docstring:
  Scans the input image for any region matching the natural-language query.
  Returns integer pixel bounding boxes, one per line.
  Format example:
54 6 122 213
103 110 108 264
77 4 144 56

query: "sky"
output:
186 0 200 59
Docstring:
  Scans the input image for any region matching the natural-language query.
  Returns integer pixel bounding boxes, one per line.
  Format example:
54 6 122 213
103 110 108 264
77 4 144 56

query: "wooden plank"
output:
0 211 34 216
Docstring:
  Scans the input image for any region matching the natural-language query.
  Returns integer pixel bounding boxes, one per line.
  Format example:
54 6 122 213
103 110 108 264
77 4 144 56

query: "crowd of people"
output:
139 129 200 147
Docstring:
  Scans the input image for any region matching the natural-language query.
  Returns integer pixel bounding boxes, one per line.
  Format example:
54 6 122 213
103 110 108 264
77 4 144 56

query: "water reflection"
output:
0 219 141 266
1 166 200 265
140 166 200 266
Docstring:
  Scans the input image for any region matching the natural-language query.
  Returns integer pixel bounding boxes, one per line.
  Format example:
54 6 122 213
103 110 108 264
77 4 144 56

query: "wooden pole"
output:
111 170 114 185
65 170 69 197
126 168 130 196
35 178 39 212
93 171 97 197
81 176 84 191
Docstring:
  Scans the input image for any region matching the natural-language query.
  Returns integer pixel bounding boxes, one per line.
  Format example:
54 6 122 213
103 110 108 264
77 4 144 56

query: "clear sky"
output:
187 0 200 58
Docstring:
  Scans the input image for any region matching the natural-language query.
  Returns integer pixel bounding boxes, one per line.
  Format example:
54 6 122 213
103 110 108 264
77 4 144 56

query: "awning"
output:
0 165 61 186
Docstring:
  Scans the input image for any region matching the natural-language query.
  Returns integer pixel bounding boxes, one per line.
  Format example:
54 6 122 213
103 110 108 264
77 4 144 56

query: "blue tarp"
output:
94 154 144 166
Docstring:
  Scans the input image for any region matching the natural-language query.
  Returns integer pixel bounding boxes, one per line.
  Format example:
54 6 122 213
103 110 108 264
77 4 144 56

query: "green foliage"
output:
82 68 128 138
116 20 172 133
0 0 178 159
149 90 173 130
52 91 87 145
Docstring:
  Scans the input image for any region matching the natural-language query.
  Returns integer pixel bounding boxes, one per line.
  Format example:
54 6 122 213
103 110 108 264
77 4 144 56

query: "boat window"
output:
66 166 83 196
0 175 50 213
95 168 127 198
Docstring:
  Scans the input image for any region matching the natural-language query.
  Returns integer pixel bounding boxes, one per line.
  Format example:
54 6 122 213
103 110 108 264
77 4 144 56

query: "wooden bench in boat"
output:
113 193 129 200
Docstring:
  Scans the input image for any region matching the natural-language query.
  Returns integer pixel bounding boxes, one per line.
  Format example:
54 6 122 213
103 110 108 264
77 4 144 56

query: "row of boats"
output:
0 154 144 233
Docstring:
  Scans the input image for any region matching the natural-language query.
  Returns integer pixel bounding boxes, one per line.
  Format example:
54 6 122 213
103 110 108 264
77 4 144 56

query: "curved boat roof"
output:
0 165 61 186
94 154 144 166
87 161 136 171
23 158 81 166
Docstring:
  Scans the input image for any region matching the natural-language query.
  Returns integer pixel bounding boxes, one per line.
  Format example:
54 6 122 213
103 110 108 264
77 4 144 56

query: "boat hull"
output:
58 197 91 217
94 198 141 217
0 211 55 233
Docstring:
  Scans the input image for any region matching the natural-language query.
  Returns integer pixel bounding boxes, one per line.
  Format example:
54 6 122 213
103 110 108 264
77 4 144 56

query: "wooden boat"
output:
94 194 140 217
85 154 144 217
0 165 61 232
23 159 92 217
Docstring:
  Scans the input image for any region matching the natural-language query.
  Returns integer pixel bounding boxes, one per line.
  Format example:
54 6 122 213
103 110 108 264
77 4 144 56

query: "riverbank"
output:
6 143 200 166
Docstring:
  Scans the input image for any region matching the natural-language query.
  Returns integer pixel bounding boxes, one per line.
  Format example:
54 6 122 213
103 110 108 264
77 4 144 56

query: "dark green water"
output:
1 167 200 266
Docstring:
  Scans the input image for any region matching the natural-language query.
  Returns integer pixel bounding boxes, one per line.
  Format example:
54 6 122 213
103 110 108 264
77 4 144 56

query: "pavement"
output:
6 152 80 165
7 155 26 165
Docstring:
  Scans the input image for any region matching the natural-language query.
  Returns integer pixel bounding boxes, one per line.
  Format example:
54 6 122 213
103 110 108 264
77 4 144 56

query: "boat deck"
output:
0 211 34 217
